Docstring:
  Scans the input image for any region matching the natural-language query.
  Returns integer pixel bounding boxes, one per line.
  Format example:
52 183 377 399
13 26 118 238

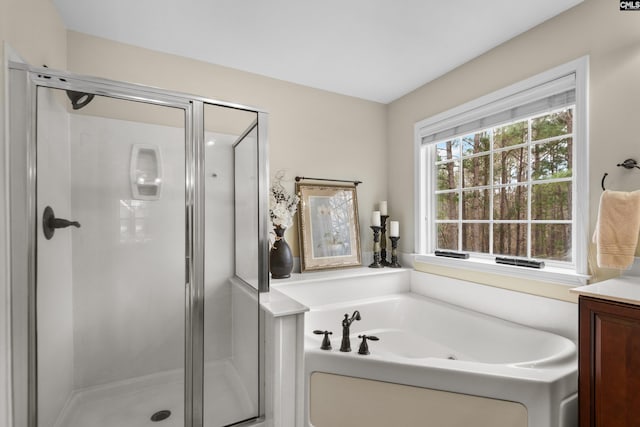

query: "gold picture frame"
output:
296 183 361 272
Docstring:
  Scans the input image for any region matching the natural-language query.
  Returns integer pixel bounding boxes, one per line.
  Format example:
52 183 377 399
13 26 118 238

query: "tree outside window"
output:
433 107 574 262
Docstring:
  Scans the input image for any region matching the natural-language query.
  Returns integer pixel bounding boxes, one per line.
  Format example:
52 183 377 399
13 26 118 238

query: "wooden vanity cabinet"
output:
579 296 640 427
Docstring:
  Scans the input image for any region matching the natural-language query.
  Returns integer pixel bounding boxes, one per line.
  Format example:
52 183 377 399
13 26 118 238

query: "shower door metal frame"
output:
7 62 269 427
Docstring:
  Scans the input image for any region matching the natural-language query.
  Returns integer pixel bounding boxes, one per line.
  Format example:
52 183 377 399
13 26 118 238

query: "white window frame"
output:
414 57 590 286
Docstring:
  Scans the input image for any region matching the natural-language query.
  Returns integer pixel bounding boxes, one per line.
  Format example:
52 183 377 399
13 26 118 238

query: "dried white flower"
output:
269 172 300 239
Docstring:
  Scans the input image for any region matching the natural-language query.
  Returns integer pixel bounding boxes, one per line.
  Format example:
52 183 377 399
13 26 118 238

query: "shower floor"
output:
54 359 256 427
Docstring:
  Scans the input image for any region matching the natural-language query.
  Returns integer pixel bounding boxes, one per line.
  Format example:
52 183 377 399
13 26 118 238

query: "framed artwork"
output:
296 183 361 272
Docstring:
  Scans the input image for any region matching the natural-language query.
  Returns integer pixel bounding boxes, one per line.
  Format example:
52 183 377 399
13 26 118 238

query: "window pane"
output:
461 131 490 156
436 139 460 162
436 193 459 220
462 223 489 253
437 223 458 250
437 161 459 191
494 147 528 185
532 138 572 180
462 189 489 220
428 100 576 263
532 108 573 141
493 185 528 220
494 121 527 149
462 155 490 188
531 224 571 261
531 182 571 220
493 223 527 257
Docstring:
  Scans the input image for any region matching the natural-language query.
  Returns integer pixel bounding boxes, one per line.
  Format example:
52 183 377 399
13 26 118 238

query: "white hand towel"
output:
593 190 640 269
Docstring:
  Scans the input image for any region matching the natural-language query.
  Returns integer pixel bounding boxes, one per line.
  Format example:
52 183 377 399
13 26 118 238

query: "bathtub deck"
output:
53 360 256 427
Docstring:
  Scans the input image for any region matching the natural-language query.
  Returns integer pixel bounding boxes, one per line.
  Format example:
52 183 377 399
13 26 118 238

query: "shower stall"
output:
8 63 269 427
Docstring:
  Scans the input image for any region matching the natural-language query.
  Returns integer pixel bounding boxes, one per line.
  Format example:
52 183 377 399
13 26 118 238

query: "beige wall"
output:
1 0 67 69
388 0 640 284
1 0 67 425
66 31 388 259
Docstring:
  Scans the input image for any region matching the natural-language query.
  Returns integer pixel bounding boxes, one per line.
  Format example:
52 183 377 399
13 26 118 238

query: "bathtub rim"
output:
305 291 577 368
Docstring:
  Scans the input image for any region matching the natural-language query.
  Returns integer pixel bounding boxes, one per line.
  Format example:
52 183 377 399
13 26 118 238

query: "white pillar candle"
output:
379 201 388 216
390 221 399 237
372 211 381 227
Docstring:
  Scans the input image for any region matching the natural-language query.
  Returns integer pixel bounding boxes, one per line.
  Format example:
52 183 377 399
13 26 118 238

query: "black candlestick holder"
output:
369 226 384 268
389 236 401 268
380 215 389 266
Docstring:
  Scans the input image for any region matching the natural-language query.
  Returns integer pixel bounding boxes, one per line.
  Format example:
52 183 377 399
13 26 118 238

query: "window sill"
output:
415 253 590 287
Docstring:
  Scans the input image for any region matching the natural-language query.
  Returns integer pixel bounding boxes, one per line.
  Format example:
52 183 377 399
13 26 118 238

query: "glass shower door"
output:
35 86 188 427
202 103 262 426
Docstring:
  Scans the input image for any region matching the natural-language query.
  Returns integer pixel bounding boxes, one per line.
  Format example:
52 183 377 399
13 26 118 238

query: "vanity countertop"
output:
571 276 640 306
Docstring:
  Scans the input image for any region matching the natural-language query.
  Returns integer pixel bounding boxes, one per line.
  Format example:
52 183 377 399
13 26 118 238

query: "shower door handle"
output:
43 206 81 240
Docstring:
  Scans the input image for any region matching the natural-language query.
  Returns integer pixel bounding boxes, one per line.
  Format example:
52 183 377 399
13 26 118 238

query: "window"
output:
415 58 589 285
434 108 574 260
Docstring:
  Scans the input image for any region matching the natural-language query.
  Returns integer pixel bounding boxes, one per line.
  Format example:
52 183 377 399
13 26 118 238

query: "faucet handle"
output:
313 330 333 350
357 334 380 355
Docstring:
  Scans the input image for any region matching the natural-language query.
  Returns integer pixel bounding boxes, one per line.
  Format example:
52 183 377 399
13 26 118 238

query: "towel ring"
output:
601 158 640 190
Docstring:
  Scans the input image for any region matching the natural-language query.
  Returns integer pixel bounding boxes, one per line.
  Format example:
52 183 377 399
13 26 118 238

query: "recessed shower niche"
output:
8 64 269 427
130 144 163 200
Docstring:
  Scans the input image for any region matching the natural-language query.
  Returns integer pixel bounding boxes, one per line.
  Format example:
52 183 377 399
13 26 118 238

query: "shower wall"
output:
68 114 233 389
36 89 74 426
67 113 240 389
69 114 185 388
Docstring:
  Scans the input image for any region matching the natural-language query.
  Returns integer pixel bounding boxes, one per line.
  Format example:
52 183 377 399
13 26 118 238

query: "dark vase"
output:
270 226 293 279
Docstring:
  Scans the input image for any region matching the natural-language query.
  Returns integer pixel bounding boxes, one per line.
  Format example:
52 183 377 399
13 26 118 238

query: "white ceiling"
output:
52 0 583 104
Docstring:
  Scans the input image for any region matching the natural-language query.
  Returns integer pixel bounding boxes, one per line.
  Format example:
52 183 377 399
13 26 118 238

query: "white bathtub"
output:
303 292 577 427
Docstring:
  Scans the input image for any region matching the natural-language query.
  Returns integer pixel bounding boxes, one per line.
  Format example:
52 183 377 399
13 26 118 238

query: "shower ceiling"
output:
52 0 583 104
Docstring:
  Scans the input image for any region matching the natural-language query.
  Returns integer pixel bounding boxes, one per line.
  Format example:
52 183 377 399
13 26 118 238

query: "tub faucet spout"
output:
340 311 361 352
